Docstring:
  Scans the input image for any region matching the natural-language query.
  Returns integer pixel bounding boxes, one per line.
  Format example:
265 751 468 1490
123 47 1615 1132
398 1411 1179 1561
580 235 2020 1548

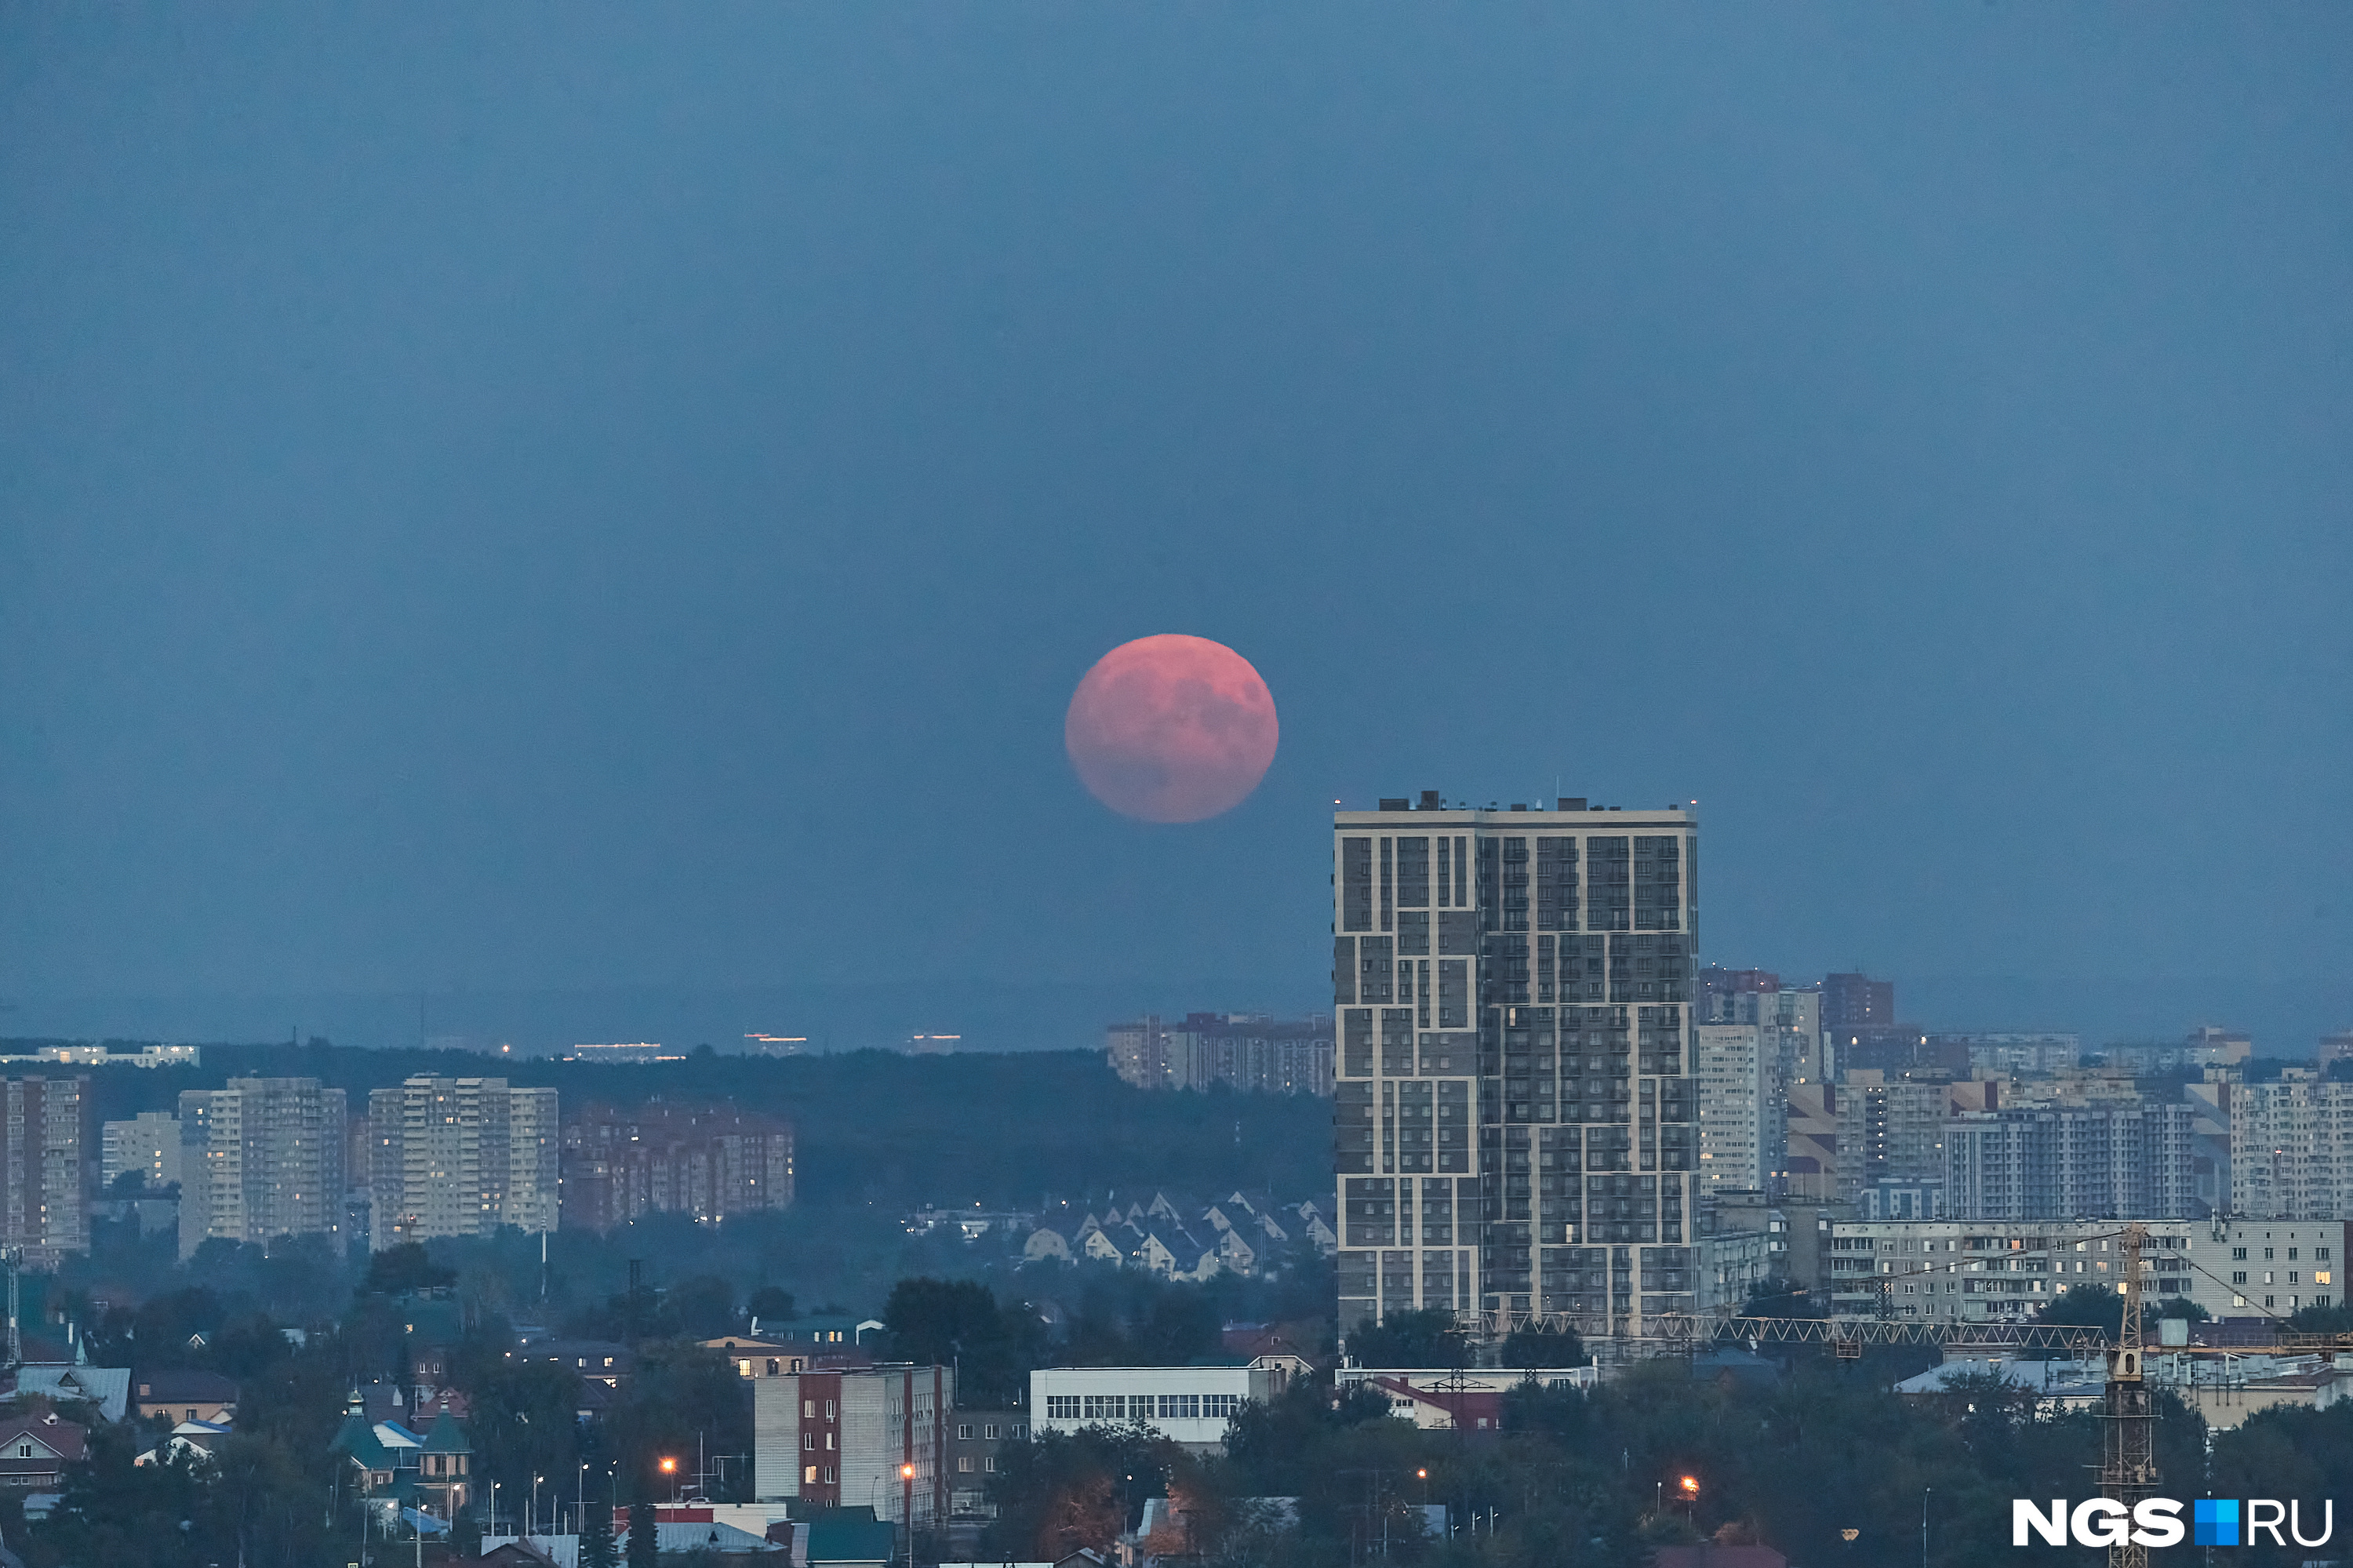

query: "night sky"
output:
4 7 2348 1050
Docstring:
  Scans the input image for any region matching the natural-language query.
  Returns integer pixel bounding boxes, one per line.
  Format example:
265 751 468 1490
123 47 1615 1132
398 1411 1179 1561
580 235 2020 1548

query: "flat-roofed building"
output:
1824 1216 2348 1322
1 1076 89 1266
1333 795 1699 1342
178 1077 344 1260
103 1109 182 1191
752 1364 953 1529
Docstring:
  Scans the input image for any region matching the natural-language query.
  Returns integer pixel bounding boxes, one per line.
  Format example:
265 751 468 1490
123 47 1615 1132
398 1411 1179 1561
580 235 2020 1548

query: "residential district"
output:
0 799 2350 1565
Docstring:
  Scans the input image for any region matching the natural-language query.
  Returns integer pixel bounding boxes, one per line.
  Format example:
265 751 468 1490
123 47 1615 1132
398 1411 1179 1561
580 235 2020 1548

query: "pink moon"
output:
1064 635 1279 824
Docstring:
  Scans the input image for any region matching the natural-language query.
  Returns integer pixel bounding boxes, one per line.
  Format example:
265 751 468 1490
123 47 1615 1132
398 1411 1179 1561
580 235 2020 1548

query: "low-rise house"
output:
6 1362 129 1423
416 1410 473 1518
133 1370 237 1425
0 1415 86 1490
504 1338 635 1390
702 1336 808 1379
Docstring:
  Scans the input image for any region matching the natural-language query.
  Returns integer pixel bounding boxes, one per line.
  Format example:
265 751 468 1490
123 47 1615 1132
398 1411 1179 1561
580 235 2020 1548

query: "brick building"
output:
560 1101 795 1231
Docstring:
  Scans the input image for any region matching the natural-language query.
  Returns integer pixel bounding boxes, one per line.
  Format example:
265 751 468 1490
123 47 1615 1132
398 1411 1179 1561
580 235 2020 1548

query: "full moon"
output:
1064 635 1279 823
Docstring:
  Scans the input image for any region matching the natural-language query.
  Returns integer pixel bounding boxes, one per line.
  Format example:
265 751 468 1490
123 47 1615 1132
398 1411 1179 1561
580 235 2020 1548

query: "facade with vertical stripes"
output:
1333 795 1699 1341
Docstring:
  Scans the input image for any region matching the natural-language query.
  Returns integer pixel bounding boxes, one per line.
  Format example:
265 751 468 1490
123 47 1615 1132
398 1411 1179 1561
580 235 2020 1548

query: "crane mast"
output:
2102 1222 2156 1568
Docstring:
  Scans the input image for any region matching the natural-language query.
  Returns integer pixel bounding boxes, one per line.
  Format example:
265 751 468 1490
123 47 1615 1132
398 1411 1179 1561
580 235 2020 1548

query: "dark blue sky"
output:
4 6 2348 1049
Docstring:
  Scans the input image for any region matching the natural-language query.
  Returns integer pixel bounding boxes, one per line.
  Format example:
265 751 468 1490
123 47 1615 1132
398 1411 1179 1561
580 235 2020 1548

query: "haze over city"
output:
5 7 2348 1056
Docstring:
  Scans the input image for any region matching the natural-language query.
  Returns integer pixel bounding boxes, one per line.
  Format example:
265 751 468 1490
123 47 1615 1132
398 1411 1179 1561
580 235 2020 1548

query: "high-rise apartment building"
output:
1333 795 1698 1340
1695 971 1823 1195
367 1077 558 1251
178 1077 347 1260
1821 973 1895 1037
1107 1014 1335 1096
560 1101 795 1231
1106 1017 1173 1089
0 1077 89 1267
102 1109 183 1191
1831 1071 1970 1202
1944 1104 2195 1221
1696 1025 1777 1195
2234 1070 2353 1220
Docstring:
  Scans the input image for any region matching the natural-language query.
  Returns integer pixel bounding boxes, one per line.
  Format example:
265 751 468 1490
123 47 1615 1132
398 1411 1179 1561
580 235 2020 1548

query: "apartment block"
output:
101 1110 182 1191
1832 1071 1957 1201
752 1365 954 1529
0 1078 89 1267
2234 1071 2353 1220
1696 1025 1778 1195
1824 1216 2345 1322
1333 795 1698 1339
1107 1014 1334 1096
178 1078 347 1260
560 1101 794 1231
367 1077 558 1250
1944 1104 2195 1221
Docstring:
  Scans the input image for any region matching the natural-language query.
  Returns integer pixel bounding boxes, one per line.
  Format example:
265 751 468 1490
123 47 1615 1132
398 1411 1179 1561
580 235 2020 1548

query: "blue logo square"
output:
2195 1499 2239 1547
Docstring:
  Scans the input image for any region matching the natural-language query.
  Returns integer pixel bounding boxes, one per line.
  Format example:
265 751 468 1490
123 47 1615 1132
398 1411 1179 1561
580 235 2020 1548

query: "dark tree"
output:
1344 1309 1464 1368
1499 1319 1587 1369
579 1483 618 1568
627 1479 660 1568
364 1242 456 1296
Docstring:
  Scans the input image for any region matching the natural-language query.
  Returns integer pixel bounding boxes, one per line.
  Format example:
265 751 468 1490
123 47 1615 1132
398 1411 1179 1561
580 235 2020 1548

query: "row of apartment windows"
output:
953 1423 1024 1439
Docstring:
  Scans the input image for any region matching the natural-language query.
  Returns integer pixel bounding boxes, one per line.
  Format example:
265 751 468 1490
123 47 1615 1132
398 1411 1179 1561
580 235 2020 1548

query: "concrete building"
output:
366 1077 556 1250
1696 1024 1778 1196
102 1111 182 1192
1944 1104 2196 1221
177 1077 344 1261
0 1077 89 1266
1824 1216 2348 1321
0 1043 198 1070
752 1364 953 1530
1936 1033 2082 1074
1784 1085 1840 1202
1107 1014 1334 1096
1832 1071 1961 1202
2234 1070 2353 1220
1333 795 1699 1341
2185 1070 2235 1216
560 1101 793 1231
1031 1365 1280 1449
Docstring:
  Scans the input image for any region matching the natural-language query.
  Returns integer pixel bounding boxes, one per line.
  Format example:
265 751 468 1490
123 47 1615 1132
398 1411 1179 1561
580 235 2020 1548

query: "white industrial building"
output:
1029 1363 1293 1450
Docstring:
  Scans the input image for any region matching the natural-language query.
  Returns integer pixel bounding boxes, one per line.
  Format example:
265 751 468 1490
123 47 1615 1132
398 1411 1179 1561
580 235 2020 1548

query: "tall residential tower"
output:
1333 795 1698 1341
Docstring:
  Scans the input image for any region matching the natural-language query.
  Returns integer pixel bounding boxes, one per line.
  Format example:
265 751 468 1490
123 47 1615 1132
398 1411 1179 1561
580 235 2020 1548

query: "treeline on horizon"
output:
9 1037 1333 1210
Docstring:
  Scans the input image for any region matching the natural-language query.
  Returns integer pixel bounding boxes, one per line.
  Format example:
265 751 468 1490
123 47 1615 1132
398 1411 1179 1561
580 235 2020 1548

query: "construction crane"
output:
4 1247 20 1370
2102 1223 2157 1568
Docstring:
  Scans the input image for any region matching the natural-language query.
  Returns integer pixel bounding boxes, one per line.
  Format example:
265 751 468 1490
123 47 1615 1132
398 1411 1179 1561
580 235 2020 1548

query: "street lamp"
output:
661 1457 679 1504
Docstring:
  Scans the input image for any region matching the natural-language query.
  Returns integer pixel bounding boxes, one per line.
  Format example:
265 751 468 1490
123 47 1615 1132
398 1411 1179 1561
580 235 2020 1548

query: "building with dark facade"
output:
1333 794 1698 1341
561 1101 795 1231
0 1075 89 1268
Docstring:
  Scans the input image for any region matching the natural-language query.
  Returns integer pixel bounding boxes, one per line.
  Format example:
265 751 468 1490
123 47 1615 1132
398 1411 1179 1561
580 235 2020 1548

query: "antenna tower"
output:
2100 1222 2156 1568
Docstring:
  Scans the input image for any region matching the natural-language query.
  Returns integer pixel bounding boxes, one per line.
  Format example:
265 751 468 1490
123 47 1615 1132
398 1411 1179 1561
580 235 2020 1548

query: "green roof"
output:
420 1411 471 1454
330 1413 395 1468
804 1508 895 1565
